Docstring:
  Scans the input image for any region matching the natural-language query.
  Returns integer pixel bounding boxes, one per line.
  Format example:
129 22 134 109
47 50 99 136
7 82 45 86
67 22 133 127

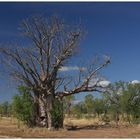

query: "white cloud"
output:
59 66 86 72
97 80 111 88
131 80 140 85
88 79 111 88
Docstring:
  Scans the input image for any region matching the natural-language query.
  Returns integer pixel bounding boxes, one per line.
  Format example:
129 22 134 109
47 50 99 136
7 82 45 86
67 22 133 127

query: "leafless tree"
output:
0 15 110 129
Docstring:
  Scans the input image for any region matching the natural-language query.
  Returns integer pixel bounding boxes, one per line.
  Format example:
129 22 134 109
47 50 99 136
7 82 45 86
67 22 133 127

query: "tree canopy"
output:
0 15 110 129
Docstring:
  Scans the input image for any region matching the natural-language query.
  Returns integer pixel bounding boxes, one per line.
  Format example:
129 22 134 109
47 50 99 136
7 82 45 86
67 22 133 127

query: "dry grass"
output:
0 117 140 138
64 117 101 126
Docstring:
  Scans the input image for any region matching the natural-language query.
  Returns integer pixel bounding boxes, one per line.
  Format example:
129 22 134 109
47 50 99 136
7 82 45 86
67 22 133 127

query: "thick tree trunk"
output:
46 94 54 130
34 92 47 127
46 95 64 130
38 94 47 127
34 91 64 129
34 92 40 126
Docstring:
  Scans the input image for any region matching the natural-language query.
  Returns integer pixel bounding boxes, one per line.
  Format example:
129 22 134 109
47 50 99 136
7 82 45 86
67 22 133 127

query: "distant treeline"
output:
1 81 140 127
0 101 12 117
65 81 140 125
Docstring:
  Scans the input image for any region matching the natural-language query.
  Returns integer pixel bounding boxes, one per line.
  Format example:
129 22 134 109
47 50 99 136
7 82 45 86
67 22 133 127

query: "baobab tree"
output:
0 15 110 130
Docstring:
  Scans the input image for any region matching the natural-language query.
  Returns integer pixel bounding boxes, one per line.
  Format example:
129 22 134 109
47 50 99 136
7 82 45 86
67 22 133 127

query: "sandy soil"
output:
0 117 140 138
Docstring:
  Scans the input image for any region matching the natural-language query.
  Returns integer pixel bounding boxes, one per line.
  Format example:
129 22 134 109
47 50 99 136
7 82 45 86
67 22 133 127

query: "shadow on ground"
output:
65 124 113 131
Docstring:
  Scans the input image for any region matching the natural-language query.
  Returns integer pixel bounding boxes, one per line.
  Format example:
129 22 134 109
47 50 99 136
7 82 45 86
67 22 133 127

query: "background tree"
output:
0 101 12 117
0 15 110 129
120 83 140 124
93 98 106 118
71 101 86 118
84 94 94 115
103 81 127 126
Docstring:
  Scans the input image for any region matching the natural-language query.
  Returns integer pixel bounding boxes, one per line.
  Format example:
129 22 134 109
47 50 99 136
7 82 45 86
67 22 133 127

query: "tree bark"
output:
38 94 47 127
34 92 40 126
34 92 64 129
46 94 54 130
34 92 47 127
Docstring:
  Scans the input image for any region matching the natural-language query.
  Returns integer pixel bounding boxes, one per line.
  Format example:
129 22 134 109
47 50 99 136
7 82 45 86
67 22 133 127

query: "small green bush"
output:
51 99 64 129
12 86 35 127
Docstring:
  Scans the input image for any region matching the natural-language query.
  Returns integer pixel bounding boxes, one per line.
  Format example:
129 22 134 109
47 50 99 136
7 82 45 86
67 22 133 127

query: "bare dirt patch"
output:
0 117 140 138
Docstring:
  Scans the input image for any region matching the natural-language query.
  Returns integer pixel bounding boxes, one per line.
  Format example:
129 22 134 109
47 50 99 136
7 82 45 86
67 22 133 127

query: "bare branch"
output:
55 58 110 98
0 15 110 101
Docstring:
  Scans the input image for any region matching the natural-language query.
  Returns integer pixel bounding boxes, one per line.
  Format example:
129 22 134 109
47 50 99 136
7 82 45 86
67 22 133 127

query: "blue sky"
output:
1 2 140 102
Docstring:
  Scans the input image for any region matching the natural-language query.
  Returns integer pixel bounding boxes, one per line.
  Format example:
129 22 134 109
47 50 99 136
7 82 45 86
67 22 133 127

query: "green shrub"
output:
51 99 64 129
12 86 35 127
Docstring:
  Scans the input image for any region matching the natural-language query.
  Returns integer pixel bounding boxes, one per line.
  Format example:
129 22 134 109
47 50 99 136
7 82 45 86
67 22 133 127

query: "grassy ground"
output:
0 117 140 138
